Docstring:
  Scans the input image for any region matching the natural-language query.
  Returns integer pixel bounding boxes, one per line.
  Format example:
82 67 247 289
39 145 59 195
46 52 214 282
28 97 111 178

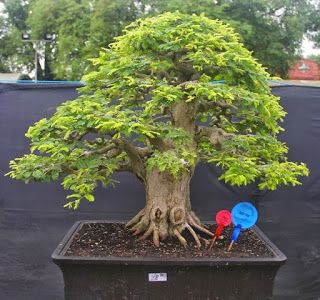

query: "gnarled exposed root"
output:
189 211 202 225
173 228 187 247
186 223 201 248
187 215 213 237
126 209 145 228
129 222 144 233
132 228 143 236
126 207 213 248
138 223 154 241
153 229 160 247
200 236 211 247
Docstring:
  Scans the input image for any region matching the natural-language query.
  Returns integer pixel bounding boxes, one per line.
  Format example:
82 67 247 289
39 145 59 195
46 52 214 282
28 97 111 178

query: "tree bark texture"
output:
126 169 212 247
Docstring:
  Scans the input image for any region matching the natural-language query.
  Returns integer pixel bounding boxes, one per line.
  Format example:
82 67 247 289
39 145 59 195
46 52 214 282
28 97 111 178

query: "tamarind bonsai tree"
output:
8 12 308 247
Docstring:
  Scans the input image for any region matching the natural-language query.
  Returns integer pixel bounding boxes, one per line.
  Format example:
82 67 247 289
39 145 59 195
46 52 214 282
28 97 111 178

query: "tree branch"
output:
148 136 172 152
198 101 236 113
136 146 152 158
114 139 147 183
80 143 117 157
116 161 133 172
153 114 171 122
196 126 234 149
67 128 98 141
177 80 198 87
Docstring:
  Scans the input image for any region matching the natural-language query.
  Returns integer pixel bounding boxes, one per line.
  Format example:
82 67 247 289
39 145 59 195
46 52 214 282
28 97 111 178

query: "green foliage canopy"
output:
7 13 308 209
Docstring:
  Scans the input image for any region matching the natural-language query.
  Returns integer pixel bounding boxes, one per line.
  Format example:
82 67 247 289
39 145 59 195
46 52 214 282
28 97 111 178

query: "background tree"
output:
26 0 139 80
308 54 320 64
86 0 139 56
142 0 314 77
26 0 91 80
0 15 10 72
0 0 34 74
219 0 312 77
306 0 320 47
1 0 319 79
8 13 308 247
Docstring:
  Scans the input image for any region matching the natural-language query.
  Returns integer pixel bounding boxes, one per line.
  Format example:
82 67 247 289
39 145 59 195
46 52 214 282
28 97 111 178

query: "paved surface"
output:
270 79 320 87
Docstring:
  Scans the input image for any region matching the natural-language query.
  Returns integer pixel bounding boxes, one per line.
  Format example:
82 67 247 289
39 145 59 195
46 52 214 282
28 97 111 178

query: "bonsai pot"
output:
52 220 286 300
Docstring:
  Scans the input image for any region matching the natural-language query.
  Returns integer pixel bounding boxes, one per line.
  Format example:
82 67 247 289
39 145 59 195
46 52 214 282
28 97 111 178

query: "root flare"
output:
126 208 212 248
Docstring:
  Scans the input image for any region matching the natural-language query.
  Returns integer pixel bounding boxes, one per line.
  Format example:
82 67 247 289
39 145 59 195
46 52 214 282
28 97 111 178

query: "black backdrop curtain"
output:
0 83 319 300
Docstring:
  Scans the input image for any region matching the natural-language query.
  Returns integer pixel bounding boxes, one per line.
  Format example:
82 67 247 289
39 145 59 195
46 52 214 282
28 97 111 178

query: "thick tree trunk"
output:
126 169 213 247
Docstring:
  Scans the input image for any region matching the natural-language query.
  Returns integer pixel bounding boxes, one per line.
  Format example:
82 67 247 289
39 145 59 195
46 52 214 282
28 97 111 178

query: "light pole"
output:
22 32 55 82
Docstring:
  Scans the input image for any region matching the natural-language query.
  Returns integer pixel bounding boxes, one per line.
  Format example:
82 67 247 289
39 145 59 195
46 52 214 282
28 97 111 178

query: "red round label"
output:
216 210 232 226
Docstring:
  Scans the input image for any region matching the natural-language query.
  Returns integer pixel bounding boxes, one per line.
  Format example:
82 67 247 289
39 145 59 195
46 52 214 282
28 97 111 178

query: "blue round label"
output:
231 202 258 229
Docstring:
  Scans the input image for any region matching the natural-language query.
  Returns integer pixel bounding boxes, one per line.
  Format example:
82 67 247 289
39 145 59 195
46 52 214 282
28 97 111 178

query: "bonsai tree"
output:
7 12 308 247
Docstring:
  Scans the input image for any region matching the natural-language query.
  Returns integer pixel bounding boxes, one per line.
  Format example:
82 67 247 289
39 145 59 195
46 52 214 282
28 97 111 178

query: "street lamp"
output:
22 32 31 40
44 33 54 41
22 32 55 82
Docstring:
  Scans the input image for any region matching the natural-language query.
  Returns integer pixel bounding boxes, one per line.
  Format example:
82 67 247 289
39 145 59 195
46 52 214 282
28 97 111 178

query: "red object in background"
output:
288 59 320 80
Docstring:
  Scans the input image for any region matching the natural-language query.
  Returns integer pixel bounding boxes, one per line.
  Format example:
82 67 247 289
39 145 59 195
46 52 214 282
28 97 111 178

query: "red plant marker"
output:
209 210 232 250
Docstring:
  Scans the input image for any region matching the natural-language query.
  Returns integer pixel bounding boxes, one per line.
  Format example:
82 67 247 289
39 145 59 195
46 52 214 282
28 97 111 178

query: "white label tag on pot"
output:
148 273 167 282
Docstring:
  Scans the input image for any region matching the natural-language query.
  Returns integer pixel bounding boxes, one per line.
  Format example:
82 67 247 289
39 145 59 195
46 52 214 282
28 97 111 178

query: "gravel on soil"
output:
65 222 274 259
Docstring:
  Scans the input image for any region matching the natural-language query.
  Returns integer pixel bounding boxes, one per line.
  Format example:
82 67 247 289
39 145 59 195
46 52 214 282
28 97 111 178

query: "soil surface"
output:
65 222 274 258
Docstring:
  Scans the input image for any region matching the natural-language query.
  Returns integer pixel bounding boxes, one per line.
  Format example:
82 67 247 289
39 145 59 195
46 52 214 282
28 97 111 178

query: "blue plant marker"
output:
228 202 258 251
231 224 242 242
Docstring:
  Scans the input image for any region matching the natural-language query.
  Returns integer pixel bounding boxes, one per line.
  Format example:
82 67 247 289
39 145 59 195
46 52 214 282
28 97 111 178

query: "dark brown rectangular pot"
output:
52 221 286 300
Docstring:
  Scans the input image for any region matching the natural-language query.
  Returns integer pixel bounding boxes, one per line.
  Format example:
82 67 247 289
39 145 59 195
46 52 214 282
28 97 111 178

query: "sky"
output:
302 37 320 57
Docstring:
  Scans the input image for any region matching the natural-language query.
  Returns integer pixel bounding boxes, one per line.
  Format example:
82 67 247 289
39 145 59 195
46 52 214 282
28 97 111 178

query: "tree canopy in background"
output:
306 0 320 47
0 0 34 74
0 0 319 79
308 54 320 64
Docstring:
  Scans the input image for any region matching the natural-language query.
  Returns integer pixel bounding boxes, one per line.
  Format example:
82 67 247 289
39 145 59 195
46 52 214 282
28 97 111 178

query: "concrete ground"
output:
270 80 320 87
